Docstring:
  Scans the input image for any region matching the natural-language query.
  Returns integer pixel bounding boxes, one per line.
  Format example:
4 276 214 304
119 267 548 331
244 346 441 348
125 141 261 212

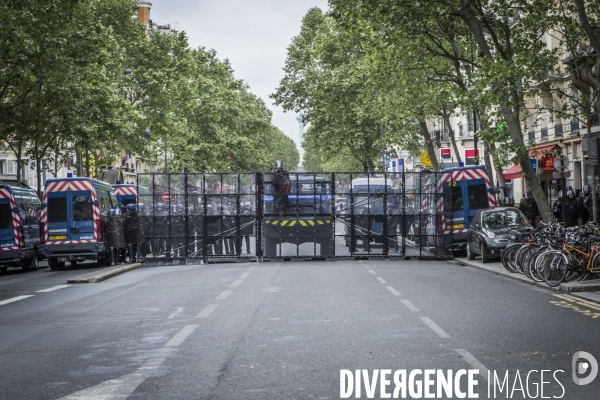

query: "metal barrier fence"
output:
135 172 455 264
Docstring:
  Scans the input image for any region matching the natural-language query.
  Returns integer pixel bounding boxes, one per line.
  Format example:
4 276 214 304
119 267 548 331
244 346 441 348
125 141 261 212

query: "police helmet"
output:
524 190 532 199
567 189 575 197
565 185 573 191
156 203 164 211
137 203 146 214
275 160 283 169
108 209 116 216
584 185 591 193
126 203 137 212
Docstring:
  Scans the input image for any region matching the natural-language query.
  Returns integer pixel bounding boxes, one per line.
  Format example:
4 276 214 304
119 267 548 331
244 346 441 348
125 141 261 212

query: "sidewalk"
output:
452 258 600 305
66 263 143 283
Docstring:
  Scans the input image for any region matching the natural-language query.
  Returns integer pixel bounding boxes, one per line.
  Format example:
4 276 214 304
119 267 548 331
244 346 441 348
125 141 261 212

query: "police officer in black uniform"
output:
272 160 290 214
581 185 592 224
553 190 563 222
153 203 168 256
519 191 540 227
123 203 143 262
206 205 222 255
386 204 399 254
169 204 186 257
564 189 582 227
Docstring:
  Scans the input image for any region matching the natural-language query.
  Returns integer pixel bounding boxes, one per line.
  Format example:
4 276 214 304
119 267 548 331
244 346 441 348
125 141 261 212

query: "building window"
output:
554 123 563 137
541 127 548 140
528 130 536 142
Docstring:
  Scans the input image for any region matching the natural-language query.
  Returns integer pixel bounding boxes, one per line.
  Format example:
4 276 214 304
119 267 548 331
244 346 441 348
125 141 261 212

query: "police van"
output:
262 174 332 257
42 175 125 269
341 177 402 251
0 185 42 272
422 165 496 254
112 182 152 208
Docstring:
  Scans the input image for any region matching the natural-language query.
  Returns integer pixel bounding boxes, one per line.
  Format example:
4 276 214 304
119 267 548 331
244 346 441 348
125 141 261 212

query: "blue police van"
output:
0 185 42 272
42 175 126 269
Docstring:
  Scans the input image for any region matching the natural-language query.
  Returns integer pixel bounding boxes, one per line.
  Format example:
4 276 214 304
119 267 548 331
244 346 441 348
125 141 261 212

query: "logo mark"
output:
572 351 598 385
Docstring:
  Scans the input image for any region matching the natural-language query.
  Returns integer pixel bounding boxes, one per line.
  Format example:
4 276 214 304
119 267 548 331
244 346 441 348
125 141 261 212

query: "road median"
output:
67 263 143 283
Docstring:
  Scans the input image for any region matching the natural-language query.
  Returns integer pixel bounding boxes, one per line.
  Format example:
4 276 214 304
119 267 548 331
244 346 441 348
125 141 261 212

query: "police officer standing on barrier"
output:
272 160 290 214
519 191 540 227
564 189 582 227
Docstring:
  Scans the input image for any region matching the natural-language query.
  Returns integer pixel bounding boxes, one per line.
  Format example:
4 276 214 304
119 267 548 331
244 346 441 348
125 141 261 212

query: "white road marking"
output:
36 285 70 293
164 325 199 347
215 290 232 300
229 280 243 288
376 277 387 284
59 357 166 399
239 272 251 279
0 295 34 305
368 270 376 275
196 304 219 318
455 349 489 381
401 300 420 312
420 317 450 338
386 286 401 296
358 260 363 264
167 307 184 319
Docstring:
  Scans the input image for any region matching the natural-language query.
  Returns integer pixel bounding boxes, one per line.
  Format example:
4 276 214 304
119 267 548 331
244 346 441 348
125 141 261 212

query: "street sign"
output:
530 158 538 174
420 151 432 167
553 155 569 171
553 171 571 179
162 191 170 202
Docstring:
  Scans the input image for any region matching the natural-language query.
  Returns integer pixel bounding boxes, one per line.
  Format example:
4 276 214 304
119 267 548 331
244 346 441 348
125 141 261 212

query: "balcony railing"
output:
433 129 450 143
528 130 535 142
571 120 580 135
541 127 548 140
554 123 563 137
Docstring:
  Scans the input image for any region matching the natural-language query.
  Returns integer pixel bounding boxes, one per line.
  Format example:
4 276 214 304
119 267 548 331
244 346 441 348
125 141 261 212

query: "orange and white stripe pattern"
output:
436 167 496 234
41 179 101 245
0 188 24 251
113 185 140 202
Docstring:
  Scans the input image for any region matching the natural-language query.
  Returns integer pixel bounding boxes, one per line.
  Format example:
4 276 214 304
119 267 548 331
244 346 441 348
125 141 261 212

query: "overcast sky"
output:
151 0 330 162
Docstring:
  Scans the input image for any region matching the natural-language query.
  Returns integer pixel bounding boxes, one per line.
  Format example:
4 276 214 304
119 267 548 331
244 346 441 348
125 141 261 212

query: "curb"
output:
451 258 600 304
67 263 143 283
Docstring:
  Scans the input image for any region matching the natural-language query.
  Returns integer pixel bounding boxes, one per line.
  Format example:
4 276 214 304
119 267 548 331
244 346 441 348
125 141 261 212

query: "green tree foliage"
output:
0 0 296 185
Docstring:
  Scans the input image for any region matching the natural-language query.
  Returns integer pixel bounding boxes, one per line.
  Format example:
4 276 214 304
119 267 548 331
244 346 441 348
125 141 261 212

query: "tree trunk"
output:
36 157 43 197
16 144 22 186
419 119 439 171
443 114 462 163
488 142 506 187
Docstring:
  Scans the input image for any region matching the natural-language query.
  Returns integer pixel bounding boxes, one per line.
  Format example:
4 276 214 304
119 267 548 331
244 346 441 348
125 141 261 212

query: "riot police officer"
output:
123 203 142 263
564 189 582 227
519 191 540 227
169 204 186 257
206 205 222 255
386 204 399 254
272 160 290 214
553 190 563 222
582 185 592 224
153 203 168 256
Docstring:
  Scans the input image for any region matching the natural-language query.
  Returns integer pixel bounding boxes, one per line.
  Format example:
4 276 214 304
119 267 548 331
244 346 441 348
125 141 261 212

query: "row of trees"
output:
272 1 600 222
0 0 299 195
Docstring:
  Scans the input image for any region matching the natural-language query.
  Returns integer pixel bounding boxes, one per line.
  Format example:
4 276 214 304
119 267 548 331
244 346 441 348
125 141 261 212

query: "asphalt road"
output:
1 259 599 399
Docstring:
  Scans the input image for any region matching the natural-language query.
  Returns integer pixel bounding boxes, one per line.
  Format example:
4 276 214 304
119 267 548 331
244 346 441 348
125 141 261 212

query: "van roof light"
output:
67 172 73 177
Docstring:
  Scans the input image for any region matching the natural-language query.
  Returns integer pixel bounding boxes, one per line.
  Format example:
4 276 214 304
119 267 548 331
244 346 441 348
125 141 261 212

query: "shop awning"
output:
528 144 559 158
503 164 522 180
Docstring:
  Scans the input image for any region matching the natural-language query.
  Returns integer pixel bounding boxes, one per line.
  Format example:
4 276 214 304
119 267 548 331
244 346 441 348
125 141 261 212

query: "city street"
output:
0 258 599 399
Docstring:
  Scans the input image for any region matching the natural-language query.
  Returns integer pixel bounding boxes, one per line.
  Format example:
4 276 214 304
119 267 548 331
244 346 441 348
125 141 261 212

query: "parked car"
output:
466 207 532 263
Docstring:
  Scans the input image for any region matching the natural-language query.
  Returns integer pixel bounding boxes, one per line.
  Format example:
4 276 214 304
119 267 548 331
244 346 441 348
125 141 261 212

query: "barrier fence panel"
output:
136 172 453 263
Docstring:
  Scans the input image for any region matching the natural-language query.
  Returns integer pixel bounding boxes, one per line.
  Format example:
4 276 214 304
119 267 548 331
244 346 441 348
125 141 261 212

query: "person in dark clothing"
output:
519 191 540 227
386 204 399 254
581 185 592 224
272 160 290 214
553 190 563 222
563 189 582 227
